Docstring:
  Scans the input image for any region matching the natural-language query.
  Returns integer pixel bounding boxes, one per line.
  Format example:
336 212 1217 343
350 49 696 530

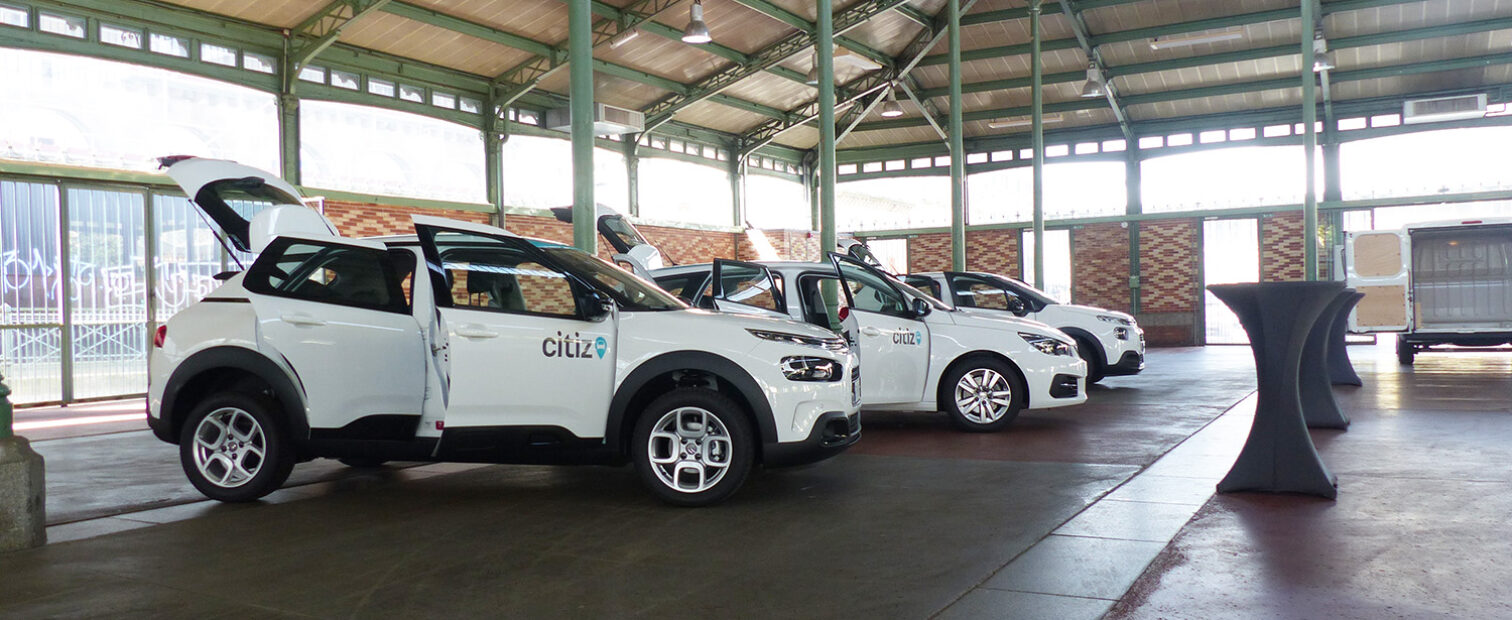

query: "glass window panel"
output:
966 153 988 164
970 160 1125 223
1262 124 1291 137
459 97 481 114
399 84 424 102
1074 142 1098 155
298 65 326 83
1103 139 1127 152
300 100 485 203
1166 133 1193 147
38 12 84 38
367 78 395 97
151 194 223 319
638 157 733 226
0 48 279 172
935 156 951 167
1019 228 1071 303
1045 144 1069 157
1199 130 1226 143
745 173 808 229
1137 136 1163 149
1142 145 1319 212
0 4 26 28
431 92 455 108
0 180 63 404
862 162 882 173
200 43 237 66
594 147 629 213
912 157 934 167
148 33 189 57
242 52 275 74
838 176 950 231
990 151 1012 162
1229 127 1257 141
1339 117 1367 131
885 160 905 171
1341 127 1512 199
838 163 857 175
66 187 148 399
502 134 570 208
100 24 143 49
1370 114 1400 127
330 70 359 90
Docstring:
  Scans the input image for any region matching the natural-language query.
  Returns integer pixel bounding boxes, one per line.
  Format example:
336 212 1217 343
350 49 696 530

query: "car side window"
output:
904 276 943 301
653 273 710 304
245 239 408 313
441 246 580 318
714 263 783 313
947 274 1019 311
838 263 909 317
798 274 848 329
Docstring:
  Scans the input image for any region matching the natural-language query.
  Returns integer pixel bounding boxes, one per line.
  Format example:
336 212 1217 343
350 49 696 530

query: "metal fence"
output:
0 177 236 404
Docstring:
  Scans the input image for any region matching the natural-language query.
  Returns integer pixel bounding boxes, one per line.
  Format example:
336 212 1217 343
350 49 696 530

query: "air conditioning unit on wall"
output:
1403 94 1486 125
546 103 646 135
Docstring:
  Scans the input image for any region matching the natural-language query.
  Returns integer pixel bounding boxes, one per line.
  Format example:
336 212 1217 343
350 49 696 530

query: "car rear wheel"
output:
632 388 754 507
943 356 1026 432
179 392 295 503
1397 338 1416 365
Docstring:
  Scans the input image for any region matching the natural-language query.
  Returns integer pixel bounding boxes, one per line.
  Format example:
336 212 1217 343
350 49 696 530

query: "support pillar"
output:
1030 0 1045 289
1125 150 1142 314
625 138 640 217
484 103 506 228
731 155 745 227
568 0 596 253
948 0 965 271
0 373 46 551
1301 0 1319 281
817 0 836 260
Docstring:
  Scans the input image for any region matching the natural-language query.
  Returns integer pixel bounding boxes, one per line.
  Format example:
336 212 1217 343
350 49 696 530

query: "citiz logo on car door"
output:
542 332 608 359
893 330 923 345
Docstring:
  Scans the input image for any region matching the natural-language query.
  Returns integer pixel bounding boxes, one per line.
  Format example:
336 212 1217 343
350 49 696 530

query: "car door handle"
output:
454 325 499 339
280 314 326 327
860 326 882 337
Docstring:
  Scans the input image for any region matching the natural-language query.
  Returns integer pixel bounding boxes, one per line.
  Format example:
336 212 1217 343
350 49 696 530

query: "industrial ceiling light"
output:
879 88 904 118
1148 29 1243 50
987 113 1063 129
682 0 711 44
1312 32 1335 72
609 27 640 49
1079 63 1105 99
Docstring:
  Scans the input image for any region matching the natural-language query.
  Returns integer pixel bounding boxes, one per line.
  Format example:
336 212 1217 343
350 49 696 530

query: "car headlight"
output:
1114 327 1130 340
748 329 848 351
1019 332 1075 356
780 356 842 382
1097 314 1132 326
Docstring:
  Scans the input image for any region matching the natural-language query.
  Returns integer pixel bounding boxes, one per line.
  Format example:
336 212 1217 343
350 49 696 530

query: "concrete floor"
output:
4 344 1502 618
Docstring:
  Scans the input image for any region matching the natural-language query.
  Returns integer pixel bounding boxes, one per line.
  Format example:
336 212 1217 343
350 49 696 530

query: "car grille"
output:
851 366 861 406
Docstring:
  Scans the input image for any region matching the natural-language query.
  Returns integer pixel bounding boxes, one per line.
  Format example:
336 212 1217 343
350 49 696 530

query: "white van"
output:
1346 218 1512 364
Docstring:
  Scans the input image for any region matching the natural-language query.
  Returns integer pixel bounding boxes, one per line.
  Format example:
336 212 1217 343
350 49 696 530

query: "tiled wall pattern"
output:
966 230 1019 276
322 200 491 237
1072 223 1131 313
1137 220 1200 346
1260 212 1308 281
736 229 820 263
907 233 953 273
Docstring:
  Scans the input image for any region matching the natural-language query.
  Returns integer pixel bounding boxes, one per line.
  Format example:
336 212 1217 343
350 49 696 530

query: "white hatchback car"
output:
148 157 860 507
652 257 1087 432
904 272 1144 383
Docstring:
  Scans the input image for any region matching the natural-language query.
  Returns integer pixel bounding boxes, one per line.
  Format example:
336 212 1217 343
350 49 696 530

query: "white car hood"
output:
1056 304 1135 323
944 309 1067 341
676 308 840 341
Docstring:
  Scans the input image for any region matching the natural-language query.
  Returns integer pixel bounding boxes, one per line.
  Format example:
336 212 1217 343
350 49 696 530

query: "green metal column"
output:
278 93 300 184
731 155 745 227
624 138 640 217
1030 0 1045 289
484 102 505 228
569 0 596 253
807 157 820 231
1301 0 1319 280
1125 149 1142 315
948 0 965 271
818 0 837 260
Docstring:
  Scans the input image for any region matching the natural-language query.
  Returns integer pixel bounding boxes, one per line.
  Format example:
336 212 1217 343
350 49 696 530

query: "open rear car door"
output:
160 156 338 259
1345 229 1412 332
709 259 789 319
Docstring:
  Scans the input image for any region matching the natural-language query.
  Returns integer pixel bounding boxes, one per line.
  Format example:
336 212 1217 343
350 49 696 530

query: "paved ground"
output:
1 347 1264 618
1110 345 1512 620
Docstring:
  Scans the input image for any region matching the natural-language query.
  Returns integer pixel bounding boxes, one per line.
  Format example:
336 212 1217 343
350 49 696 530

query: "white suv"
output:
147 158 859 507
904 272 1144 383
651 257 1087 432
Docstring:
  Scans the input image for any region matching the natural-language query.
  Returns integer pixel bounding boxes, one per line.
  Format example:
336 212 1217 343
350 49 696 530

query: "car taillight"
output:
154 325 167 348
838 306 850 322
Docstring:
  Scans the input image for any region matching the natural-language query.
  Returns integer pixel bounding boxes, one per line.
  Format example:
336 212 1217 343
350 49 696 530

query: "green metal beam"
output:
642 0 913 132
289 0 394 70
1058 0 1132 141
489 0 681 108
730 0 895 68
383 1 552 56
580 0 808 85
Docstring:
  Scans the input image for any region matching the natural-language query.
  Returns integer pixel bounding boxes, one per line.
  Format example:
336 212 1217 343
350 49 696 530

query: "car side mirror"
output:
583 290 614 322
912 297 932 318
1007 297 1028 317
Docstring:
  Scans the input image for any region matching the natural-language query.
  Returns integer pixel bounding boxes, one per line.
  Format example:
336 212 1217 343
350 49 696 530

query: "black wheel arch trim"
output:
607 350 778 450
158 346 308 444
1058 326 1106 369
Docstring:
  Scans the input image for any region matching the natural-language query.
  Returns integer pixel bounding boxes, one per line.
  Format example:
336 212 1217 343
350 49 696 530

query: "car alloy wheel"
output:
646 406 733 493
954 368 1013 424
191 406 267 488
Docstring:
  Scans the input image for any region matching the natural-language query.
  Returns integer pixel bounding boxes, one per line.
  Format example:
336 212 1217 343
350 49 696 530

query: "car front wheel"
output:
943 356 1026 432
632 388 755 507
1075 337 1105 384
179 392 295 503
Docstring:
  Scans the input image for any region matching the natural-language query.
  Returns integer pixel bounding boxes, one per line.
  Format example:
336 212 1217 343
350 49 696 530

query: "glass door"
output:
1203 218 1259 344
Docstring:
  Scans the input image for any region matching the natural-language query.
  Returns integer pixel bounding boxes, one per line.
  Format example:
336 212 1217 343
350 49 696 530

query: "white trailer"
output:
1345 218 1512 364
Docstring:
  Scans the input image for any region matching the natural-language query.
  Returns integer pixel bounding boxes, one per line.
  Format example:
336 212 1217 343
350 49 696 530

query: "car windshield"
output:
543 247 686 311
602 215 650 249
991 274 1059 306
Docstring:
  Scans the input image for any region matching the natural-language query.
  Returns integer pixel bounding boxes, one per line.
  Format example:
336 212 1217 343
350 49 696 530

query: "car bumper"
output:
1024 356 1088 409
147 409 175 443
1104 350 1145 376
763 410 860 468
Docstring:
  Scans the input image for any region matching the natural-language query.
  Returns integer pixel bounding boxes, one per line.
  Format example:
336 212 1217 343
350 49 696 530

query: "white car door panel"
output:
832 255 929 404
1346 230 1412 332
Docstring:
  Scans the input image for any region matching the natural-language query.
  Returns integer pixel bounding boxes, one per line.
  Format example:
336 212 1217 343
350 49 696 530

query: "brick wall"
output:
1261 212 1307 281
966 230 1019 275
323 200 491 238
907 233 952 272
736 229 821 262
1136 219 1200 346
1072 223 1131 313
